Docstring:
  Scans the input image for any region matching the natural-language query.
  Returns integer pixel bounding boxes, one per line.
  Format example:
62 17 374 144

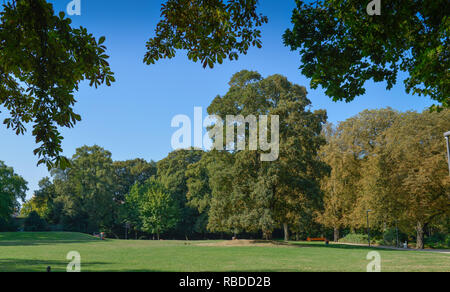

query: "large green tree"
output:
0 0 114 168
125 178 179 240
204 70 329 240
157 149 205 238
20 177 55 218
113 159 157 203
0 161 28 219
50 145 117 234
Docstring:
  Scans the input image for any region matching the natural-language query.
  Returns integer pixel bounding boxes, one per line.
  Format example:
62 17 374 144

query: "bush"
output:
381 228 407 246
339 233 374 245
425 233 450 249
24 211 47 232
0 217 19 232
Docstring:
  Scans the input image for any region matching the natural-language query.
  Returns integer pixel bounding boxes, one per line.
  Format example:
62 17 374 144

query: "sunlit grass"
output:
0 232 448 272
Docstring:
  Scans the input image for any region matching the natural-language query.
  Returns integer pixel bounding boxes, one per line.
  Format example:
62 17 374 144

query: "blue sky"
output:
0 0 434 199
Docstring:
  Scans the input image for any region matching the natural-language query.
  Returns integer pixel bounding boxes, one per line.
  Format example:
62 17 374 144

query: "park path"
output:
334 242 450 254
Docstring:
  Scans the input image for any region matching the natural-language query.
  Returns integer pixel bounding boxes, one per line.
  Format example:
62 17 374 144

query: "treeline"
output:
5 71 450 249
318 109 450 249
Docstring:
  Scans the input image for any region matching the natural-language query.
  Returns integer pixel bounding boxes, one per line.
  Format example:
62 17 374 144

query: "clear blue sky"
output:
0 0 434 199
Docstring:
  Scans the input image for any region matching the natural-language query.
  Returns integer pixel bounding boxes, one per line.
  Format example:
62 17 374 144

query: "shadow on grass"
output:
0 239 102 247
0 258 109 272
288 241 414 253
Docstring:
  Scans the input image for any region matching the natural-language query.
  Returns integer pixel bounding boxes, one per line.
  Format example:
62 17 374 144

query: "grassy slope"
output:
0 232 449 272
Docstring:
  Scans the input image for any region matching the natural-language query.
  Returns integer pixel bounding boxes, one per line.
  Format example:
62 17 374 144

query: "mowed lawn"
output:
0 232 449 272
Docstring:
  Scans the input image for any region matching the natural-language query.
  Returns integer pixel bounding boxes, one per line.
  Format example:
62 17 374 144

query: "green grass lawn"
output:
0 232 449 272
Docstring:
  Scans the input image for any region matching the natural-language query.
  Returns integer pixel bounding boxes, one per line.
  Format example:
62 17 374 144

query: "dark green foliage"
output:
144 0 267 68
24 211 47 232
124 178 180 240
113 159 157 203
0 217 19 232
425 233 450 249
382 228 407 247
21 146 161 237
199 70 329 239
0 161 28 219
157 149 205 238
339 233 372 245
284 0 449 109
0 0 114 168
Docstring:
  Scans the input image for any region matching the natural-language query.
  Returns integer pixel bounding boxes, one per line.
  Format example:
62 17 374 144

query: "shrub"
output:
24 211 47 232
425 233 450 249
0 217 19 232
381 228 407 246
339 233 374 245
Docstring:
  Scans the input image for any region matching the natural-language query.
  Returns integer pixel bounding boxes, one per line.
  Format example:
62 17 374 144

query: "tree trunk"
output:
157 232 160 241
283 223 289 241
263 230 272 241
416 222 426 250
333 227 340 242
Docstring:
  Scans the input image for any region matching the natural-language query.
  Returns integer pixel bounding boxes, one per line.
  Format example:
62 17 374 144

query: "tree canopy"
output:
125 178 179 240
0 0 114 168
2 0 447 169
144 0 267 68
319 108 450 249
188 70 329 240
283 0 449 109
0 161 28 219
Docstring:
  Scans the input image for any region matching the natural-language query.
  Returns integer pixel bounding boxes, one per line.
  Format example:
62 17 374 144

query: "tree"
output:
283 0 449 109
316 124 357 242
114 159 157 238
319 108 449 249
377 110 450 249
325 109 399 231
0 161 28 219
146 1 448 109
185 151 216 234
21 177 55 218
113 159 157 203
144 0 267 68
50 146 117 234
157 149 204 238
0 0 114 168
24 211 47 231
127 179 179 240
206 70 329 240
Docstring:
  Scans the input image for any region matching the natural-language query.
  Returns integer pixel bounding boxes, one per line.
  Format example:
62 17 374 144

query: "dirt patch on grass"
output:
195 240 291 248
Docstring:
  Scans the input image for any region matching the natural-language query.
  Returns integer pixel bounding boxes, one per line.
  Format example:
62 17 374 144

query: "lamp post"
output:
367 210 373 247
445 132 450 176
124 222 130 240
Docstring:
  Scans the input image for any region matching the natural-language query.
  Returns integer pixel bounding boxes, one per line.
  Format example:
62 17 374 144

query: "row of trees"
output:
318 109 450 249
11 71 450 249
